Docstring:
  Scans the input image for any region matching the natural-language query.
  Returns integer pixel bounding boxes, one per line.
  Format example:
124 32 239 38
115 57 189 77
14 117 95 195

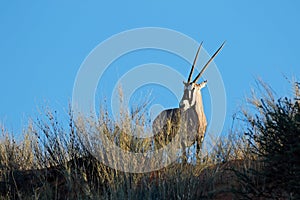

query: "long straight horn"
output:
192 41 225 84
187 41 203 83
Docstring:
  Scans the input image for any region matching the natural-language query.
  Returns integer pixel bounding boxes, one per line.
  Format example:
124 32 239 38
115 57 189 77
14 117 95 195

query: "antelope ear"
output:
195 81 207 88
199 81 208 88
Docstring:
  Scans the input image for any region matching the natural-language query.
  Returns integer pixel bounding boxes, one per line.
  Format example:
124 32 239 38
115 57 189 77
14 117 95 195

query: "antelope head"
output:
179 42 225 111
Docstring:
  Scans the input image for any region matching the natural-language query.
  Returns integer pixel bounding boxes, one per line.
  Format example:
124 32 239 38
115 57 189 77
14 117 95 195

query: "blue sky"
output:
0 1 299 135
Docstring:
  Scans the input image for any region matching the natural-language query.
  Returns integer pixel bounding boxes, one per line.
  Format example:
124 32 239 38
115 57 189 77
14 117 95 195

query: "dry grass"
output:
0 105 246 200
0 80 299 199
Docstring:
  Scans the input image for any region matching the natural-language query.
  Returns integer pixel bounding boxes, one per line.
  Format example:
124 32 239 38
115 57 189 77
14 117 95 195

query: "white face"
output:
179 81 207 111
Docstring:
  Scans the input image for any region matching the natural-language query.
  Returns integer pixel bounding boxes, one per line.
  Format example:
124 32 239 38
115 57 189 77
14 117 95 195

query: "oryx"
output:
152 42 225 159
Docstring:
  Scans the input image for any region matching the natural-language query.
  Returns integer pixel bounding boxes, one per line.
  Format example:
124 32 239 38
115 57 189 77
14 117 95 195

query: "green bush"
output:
236 81 300 199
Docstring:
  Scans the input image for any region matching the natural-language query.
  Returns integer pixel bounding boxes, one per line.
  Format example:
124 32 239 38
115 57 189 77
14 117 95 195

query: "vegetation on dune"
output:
0 80 299 200
232 80 300 199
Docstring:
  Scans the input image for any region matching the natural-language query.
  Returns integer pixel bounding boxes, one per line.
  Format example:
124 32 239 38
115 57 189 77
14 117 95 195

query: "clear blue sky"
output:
0 1 299 135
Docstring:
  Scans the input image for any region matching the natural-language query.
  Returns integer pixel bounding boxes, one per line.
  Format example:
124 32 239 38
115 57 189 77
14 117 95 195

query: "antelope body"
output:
152 42 225 158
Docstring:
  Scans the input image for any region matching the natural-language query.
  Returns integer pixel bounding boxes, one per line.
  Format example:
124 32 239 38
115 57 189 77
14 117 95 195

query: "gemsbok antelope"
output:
152 41 225 159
